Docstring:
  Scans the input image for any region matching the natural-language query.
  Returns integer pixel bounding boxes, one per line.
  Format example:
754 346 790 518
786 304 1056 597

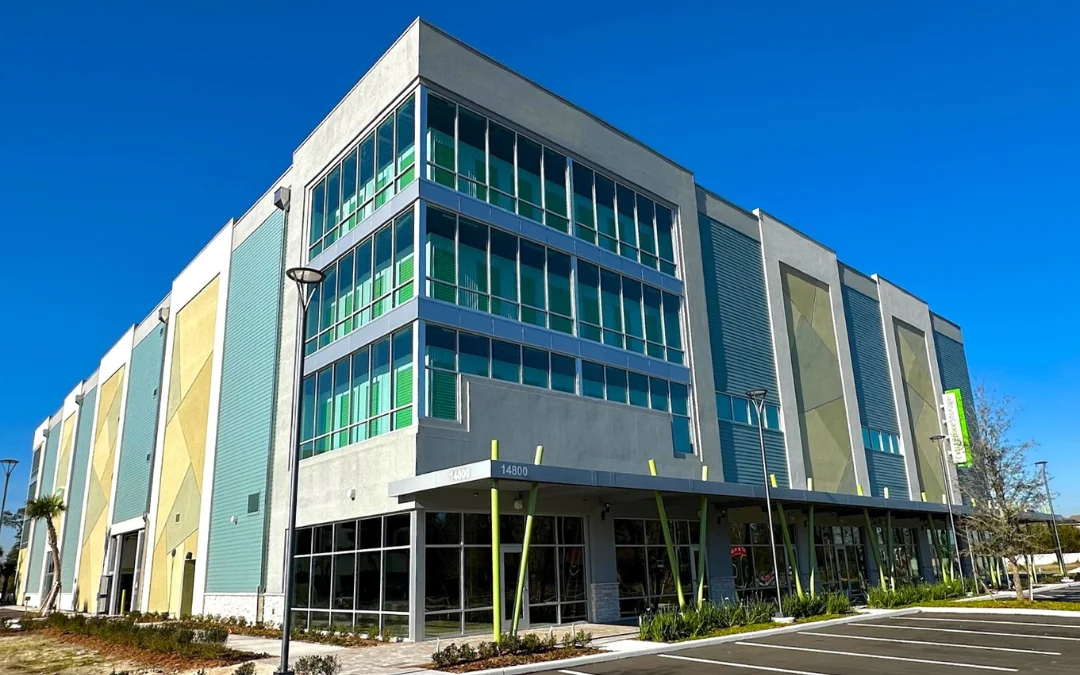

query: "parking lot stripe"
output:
734 641 1018 671
800 631 1061 655
862 623 1080 641
659 653 836 675
558 670 595 675
903 616 1080 628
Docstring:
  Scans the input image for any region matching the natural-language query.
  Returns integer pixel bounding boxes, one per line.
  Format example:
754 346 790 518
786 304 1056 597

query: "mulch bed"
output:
433 647 602 673
37 627 266 671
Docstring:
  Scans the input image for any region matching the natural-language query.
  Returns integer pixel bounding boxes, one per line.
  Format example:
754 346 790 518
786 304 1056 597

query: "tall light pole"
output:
931 435 965 585
1035 461 1066 578
748 389 784 616
276 265 324 675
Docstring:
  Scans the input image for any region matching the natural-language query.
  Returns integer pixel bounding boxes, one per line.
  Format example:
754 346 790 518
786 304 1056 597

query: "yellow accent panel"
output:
148 276 219 615
54 413 77 538
15 548 27 601
75 366 126 612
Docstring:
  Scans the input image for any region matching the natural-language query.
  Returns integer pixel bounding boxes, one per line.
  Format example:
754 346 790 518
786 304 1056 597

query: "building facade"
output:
17 19 979 639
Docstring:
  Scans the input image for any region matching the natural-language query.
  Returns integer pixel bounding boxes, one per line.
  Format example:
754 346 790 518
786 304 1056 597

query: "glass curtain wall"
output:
424 512 587 637
426 93 677 276
292 513 412 637
305 207 415 355
614 518 703 617
873 526 921 584
300 325 414 460
730 522 795 600
309 95 416 257
716 393 782 432
813 525 868 597
425 205 684 365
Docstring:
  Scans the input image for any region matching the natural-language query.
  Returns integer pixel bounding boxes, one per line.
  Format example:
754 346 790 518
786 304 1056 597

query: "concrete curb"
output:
915 606 1080 618
443 609 919 675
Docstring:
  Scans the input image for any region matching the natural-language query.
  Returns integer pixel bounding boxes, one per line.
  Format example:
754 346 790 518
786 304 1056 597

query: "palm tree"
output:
25 494 66 615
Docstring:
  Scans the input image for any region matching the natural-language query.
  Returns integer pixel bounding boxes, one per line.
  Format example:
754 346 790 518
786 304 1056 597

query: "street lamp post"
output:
931 435 965 585
747 389 784 617
276 266 325 675
1035 461 1066 578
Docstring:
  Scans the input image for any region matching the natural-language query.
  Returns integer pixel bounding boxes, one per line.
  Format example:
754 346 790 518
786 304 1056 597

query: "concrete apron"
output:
430 609 921 675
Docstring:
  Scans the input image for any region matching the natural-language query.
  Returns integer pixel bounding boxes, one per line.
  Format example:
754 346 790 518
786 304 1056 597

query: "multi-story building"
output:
17 19 979 640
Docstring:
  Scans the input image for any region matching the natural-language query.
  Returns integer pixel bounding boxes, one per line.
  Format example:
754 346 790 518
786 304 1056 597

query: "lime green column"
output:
511 445 544 635
863 509 888 591
807 505 816 597
491 440 501 642
776 503 803 597
696 466 709 606
648 460 685 608
885 511 896 591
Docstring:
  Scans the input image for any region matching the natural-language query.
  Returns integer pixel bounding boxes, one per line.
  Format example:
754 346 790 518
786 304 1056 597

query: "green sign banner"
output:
942 389 972 467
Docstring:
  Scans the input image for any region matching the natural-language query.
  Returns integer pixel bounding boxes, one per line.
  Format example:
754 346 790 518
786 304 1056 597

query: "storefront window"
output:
813 525 867 597
730 522 795 600
615 518 704 617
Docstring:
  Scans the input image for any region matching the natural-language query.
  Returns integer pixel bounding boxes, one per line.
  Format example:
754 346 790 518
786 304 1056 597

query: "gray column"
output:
586 511 619 622
916 524 937 582
862 528 881 589
409 508 425 641
707 510 735 602
794 516 813 595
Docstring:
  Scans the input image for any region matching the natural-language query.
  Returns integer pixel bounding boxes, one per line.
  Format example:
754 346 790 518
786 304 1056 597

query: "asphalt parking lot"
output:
1023 584 1080 603
537 611 1080 675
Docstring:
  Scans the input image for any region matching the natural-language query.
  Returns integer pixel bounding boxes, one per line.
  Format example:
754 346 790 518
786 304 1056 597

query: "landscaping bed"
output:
174 615 382 648
866 580 975 609
923 599 1080 611
429 629 595 672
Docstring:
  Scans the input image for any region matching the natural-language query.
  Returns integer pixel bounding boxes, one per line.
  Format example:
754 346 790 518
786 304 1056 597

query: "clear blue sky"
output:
2 1 1078 550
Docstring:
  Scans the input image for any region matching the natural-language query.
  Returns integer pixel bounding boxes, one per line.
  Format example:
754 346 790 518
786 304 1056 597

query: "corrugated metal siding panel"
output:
27 420 62 592
934 332 976 430
61 387 97 588
700 215 788 485
841 285 899 434
719 423 788 487
112 326 166 523
865 449 909 498
205 212 285 593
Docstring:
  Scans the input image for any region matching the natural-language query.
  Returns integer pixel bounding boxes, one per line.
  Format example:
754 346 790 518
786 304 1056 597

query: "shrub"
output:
823 591 853 616
743 598 776 625
782 593 827 619
233 664 256 675
866 580 970 609
295 654 342 675
561 629 593 649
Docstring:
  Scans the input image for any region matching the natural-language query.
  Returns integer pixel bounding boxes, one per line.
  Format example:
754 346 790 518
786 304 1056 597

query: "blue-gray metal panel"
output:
719 423 789 487
26 419 62 593
60 387 97 589
841 285 900 433
865 449 910 499
112 325 166 523
934 331 976 431
205 211 285 593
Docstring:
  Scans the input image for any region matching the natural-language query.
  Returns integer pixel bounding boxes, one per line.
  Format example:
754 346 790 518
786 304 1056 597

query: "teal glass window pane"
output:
394 211 415 296
426 207 456 301
766 405 781 431
425 325 457 370
551 354 576 393
522 347 549 388
600 269 622 333
656 205 675 266
376 116 395 192
373 226 393 304
458 108 486 191
662 292 682 350
459 333 490 377
310 179 325 247
870 431 882 451
595 174 617 239
489 122 515 201
359 134 376 211
650 378 669 412
305 283 322 345
732 397 750 425
427 94 456 171
572 163 594 230
576 261 600 328
670 383 689 416
862 427 872 449
342 149 358 220
350 348 370 432
354 239 373 322
581 361 605 399
622 279 644 340
516 136 543 220
628 372 649 407
316 366 334 441
547 251 572 320
717 394 733 421
396 98 415 173
337 251 356 335
429 369 458 420
643 285 664 348
543 148 568 217
636 194 656 255
519 240 546 314
672 417 693 454
491 340 521 383
333 360 351 448
392 327 414 414
490 229 518 316
616 184 637 248
326 166 341 234
320 265 338 340
301 376 317 443
605 367 627 404
370 338 391 417
458 217 488 309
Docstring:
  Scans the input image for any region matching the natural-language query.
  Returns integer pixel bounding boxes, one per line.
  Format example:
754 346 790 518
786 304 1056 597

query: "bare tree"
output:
959 386 1045 601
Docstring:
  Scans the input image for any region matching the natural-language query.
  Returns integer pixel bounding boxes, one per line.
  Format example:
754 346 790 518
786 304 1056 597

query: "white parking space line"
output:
659 654 837 675
558 670 595 675
734 641 1018 671
862 623 1080 641
800 631 1061 655
904 616 1080 629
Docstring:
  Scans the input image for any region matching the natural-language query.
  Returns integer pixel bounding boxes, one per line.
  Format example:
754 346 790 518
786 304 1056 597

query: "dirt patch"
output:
430 647 601 673
37 628 266 671
0 633 144 675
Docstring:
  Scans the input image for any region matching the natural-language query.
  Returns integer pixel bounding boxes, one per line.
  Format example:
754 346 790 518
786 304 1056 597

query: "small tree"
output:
25 494 66 615
0 547 16 603
960 386 1045 600
2 508 25 543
